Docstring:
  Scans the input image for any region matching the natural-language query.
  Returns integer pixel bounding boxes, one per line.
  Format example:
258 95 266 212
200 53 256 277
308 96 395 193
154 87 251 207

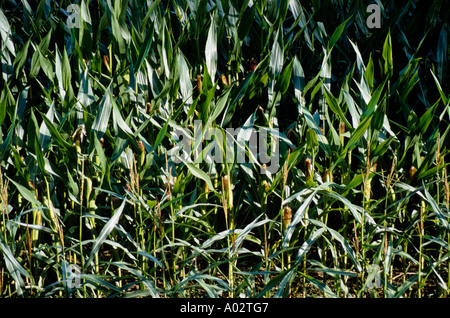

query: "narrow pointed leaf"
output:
87 200 126 268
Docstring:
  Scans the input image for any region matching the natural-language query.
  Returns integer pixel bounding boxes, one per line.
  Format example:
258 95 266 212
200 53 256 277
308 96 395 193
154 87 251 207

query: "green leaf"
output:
0 95 6 128
343 90 360 128
55 47 65 101
221 74 253 126
13 38 30 78
394 274 419 298
92 89 113 140
81 274 122 292
87 200 126 269
1 87 28 160
430 69 448 108
0 83 14 127
269 28 284 77
0 9 15 55
182 160 215 192
205 15 218 83
94 136 107 188
80 0 92 25
382 30 393 77
0 234 30 297
178 51 193 105
29 47 41 79
233 215 271 255
283 189 317 249
256 267 291 298
423 182 449 230
30 110 48 177
300 105 332 157
198 84 215 122
237 3 255 41
112 99 134 136
37 52 53 84
361 78 387 121
328 16 350 49
302 272 337 298
112 262 160 297
365 54 375 91
39 29 52 54
322 190 362 225
173 202 222 218
161 20 172 79
323 86 351 128
201 229 234 249
345 112 373 151
38 110 73 152
111 14 126 55
274 59 293 95
34 136 48 178
296 229 326 265
306 128 318 155
135 252 163 267
293 56 305 107
76 66 94 125
416 100 438 135
8 178 40 206
209 87 231 125
134 23 154 74
436 25 447 82
372 136 395 158
310 219 361 272
152 117 169 151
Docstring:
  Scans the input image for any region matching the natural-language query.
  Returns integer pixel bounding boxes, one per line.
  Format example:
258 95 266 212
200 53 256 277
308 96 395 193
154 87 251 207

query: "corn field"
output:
0 0 449 298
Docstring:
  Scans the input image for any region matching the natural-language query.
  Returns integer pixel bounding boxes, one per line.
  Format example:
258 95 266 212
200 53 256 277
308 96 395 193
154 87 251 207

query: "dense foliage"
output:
0 0 449 298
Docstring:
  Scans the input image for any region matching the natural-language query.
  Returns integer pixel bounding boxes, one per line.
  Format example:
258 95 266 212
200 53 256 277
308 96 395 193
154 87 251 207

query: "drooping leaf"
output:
282 189 317 249
182 160 215 192
87 200 126 269
8 178 40 206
